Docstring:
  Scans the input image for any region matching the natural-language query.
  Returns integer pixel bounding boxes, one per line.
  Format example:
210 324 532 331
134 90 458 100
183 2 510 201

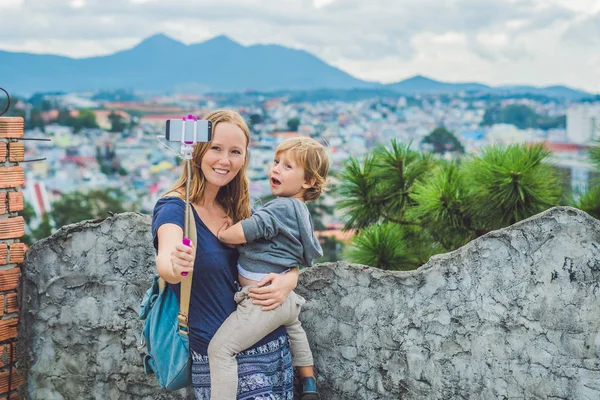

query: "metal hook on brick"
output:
0 87 9 117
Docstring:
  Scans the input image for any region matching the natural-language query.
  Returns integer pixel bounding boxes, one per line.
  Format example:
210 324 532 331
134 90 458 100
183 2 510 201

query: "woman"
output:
152 110 297 399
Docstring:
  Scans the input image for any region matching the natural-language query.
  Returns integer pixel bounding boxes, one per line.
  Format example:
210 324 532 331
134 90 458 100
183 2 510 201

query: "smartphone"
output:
165 119 212 143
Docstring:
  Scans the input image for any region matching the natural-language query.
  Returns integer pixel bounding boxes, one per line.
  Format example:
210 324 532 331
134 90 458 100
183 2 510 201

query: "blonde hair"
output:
275 136 330 202
163 109 251 223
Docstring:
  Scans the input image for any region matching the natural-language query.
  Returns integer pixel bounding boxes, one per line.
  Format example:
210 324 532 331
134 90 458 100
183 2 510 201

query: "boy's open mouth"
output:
271 177 281 186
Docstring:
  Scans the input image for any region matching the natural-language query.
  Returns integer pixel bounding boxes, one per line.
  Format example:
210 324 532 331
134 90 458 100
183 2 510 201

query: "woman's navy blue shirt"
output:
151 196 286 354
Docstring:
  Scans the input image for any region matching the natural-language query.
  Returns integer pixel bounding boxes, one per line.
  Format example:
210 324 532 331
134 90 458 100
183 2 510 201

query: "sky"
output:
1 0 599 92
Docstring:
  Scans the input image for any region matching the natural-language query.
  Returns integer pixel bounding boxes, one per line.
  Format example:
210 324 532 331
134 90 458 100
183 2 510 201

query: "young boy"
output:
209 136 329 400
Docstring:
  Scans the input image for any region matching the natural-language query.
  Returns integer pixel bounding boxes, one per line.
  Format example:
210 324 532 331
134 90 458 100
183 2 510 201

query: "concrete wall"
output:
18 207 600 399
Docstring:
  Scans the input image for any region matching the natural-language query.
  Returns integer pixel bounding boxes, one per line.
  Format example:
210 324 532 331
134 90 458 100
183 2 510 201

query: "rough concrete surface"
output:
17 207 600 399
296 207 600 399
17 213 192 399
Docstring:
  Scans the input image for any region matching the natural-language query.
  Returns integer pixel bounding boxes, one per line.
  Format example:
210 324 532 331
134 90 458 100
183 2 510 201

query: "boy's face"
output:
269 150 312 200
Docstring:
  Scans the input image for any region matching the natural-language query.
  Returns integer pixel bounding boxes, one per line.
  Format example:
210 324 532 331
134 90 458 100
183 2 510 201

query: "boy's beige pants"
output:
207 285 314 399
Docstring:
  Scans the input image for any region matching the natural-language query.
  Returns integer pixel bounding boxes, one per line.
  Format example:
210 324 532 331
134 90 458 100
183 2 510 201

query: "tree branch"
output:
382 212 422 226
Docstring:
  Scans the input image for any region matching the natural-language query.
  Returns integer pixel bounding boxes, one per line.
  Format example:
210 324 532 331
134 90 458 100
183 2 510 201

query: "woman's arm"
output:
156 223 195 284
248 268 300 311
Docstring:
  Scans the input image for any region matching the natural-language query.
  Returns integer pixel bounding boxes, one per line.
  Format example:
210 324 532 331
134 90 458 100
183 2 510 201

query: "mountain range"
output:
0 33 592 99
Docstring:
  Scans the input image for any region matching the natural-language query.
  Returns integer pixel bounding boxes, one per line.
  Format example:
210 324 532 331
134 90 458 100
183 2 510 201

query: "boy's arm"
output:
217 198 287 245
217 221 247 245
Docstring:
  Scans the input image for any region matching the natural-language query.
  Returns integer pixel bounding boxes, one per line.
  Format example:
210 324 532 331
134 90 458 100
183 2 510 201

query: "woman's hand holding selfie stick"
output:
167 114 213 276
181 238 192 277
170 239 195 278
158 114 213 278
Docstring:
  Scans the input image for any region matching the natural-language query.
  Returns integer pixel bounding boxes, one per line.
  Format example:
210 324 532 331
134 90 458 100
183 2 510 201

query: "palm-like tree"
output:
337 155 381 230
338 141 564 271
344 223 410 271
410 162 474 250
575 140 600 219
372 140 434 221
465 143 561 230
337 140 434 231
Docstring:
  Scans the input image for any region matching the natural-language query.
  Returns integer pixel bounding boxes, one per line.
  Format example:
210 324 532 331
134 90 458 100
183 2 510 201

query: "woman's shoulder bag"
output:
138 203 196 391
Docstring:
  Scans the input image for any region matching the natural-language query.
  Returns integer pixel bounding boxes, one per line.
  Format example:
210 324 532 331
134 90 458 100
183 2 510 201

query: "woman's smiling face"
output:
200 122 247 189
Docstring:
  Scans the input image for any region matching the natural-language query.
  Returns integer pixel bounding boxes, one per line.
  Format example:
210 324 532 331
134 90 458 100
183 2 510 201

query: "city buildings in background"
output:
567 103 600 145
10 89 599 236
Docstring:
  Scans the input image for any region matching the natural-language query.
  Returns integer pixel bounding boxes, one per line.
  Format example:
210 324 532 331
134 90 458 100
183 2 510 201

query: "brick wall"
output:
0 117 25 399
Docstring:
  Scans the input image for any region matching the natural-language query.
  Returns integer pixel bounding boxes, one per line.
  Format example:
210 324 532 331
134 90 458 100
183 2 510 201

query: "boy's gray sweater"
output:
239 197 323 274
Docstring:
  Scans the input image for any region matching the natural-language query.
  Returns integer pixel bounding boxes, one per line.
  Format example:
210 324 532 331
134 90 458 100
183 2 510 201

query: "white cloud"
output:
0 0 23 9
539 0 600 13
313 0 338 8
69 0 85 8
0 0 597 92
562 12 600 46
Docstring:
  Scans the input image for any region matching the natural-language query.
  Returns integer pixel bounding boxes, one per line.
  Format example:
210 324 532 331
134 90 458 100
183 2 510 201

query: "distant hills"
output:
0 33 593 99
387 76 591 100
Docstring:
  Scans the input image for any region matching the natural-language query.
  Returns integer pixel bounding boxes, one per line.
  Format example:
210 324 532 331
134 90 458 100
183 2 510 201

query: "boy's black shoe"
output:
300 377 320 400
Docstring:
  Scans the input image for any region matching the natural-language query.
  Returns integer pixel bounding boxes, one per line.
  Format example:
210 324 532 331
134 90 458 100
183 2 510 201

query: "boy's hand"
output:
217 220 231 241
216 219 247 246
217 219 236 248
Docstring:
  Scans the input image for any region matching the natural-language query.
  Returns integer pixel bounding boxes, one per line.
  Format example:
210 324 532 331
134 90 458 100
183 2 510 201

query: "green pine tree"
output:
51 189 133 228
421 127 465 155
337 141 564 271
574 140 600 219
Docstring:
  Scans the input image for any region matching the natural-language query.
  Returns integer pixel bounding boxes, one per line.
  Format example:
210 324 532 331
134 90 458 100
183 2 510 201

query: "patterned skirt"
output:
191 334 295 400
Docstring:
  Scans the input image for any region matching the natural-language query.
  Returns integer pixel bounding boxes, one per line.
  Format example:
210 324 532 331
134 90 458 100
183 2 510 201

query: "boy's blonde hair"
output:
275 136 329 202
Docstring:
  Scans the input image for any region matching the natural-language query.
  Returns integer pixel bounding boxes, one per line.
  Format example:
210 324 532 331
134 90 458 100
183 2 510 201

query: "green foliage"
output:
337 141 434 231
32 214 54 241
589 141 600 169
337 155 381 230
481 104 533 128
286 117 300 132
372 140 434 219
108 111 127 132
538 115 566 130
96 144 126 176
421 127 465 155
21 202 54 245
481 104 565 130
409 163 474 249
26 109 46 130
249 113 264 126
51 189 132 228
53 108 98 132
465 143 561 229
344 223 411 271
76 109 99 131
22 204 35 227
553 166 574 205
338 140 564 270
575 184 600 219
575 140 600 219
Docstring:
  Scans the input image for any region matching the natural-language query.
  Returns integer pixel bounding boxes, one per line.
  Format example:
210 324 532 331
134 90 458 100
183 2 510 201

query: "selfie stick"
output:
181 114 199 276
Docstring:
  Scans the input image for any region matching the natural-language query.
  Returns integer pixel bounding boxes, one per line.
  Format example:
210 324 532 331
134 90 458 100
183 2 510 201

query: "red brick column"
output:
0 117 25 399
